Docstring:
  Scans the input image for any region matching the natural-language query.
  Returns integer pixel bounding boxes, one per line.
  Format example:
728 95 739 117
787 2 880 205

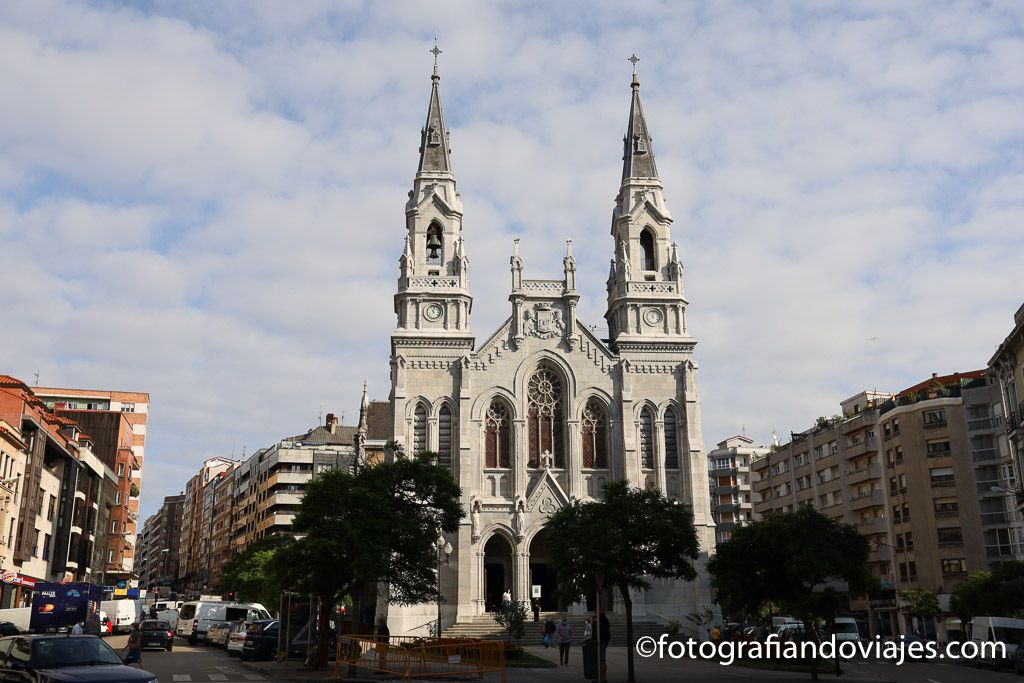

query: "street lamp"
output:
435 536 453 638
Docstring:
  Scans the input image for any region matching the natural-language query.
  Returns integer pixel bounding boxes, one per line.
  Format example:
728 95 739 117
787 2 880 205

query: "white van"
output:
832 617 860 642
176 601 271 644
153 600 183 612
100 600 140 634
971 616 1024 671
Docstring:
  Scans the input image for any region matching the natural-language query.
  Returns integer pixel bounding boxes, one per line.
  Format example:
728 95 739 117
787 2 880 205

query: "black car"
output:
0 623 19 637
0 634 157 682
241 619 279 661
140 619 174 651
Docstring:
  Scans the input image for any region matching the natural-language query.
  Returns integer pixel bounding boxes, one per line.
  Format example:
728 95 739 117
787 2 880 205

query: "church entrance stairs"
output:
441 612 668 646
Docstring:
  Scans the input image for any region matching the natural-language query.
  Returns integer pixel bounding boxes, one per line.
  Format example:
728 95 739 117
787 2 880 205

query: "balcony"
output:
972 448 1002 463
713 484 740 496
849 489 885 510
981 510 1010 526
844 437 879 460
969 416 1002 431
856 517 888 534
986 544 1014 558
846 462 882 485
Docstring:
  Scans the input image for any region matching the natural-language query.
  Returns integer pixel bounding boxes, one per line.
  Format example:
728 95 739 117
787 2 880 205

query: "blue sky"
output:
2 0 1023 520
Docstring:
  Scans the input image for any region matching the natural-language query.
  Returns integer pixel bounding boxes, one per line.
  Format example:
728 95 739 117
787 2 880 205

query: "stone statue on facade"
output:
470 498 482 543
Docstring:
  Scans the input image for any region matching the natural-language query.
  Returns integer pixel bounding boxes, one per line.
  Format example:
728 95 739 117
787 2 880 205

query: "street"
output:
101 635 1024 683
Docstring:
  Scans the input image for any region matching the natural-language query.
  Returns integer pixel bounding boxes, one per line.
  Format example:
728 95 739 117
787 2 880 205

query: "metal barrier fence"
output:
334 635 506 682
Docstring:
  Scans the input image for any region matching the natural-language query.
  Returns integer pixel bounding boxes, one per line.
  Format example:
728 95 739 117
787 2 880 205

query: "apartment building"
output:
178 457 236 593
35 385 149 579
989 301 1024 509
136 494 184 592
207 472 235 592
0 376 116 605
707 435 768 544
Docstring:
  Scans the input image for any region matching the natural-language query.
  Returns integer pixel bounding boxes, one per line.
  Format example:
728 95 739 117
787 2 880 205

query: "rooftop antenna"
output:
318 404 323 424
742 424 746 437
32 370 39 386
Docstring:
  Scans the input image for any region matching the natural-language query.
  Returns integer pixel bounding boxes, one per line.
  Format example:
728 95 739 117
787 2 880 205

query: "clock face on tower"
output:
643 308 664 326
424 303 444 322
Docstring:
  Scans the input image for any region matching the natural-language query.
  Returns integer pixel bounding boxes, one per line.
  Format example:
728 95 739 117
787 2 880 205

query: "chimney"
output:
326 413 339 434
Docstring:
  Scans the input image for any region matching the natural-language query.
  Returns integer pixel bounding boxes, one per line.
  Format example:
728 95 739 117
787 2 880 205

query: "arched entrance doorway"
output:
528 529 562 611
483 533 514 612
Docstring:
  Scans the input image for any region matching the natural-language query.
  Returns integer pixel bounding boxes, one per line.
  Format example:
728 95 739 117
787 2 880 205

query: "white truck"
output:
100 599 140 634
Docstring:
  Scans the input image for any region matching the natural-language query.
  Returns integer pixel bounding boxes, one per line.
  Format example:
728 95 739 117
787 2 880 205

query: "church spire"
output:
417 43 453 177
621 55 658 182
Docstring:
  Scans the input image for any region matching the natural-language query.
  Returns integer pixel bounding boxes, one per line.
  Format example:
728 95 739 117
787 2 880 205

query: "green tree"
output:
709 506 872 681
219 535 292 608
277 451 464 668
950 571 992 624
901 588 940 636
546 481 700 683
493 600 528 645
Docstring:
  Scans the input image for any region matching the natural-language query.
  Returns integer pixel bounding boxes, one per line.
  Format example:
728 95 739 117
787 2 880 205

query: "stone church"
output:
382 59 716 636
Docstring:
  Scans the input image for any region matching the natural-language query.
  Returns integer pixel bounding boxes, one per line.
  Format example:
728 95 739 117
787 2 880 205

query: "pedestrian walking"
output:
122 623 143 668
543 617 556 649
556 617 572 666
71 622 84 635
583 617 592 640
531 598 541 622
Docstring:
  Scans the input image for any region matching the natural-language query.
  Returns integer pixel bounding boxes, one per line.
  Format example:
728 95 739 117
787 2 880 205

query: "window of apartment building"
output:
121 403 135 413
829 441 838 455
793 452 807 467
42 533 50 561
930 467 954 487
6 518 14 548
886 449 894 467
926 440 951 457
895 532 913 550
923 409 946 427
797 475 811 491
108 549 114 563
934 499 959 517
714 458 732 470
938 527 963 547
813 445 824 460
899 561 917 582
111 520 119 534
894 445 903 463
892 503 910 523
115 491 122 505
117 463 125 477
942 558 968 575
892 418 900 436
45 495 55 522
32 529 40 557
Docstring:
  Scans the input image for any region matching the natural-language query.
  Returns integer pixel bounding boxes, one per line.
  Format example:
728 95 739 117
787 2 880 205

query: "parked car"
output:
177 601 271 644
0 623 20 637
0 634 157 682
241 620 279 661
226 622 249 657
206 622 234 648
831 617 861 642
140 619 174 652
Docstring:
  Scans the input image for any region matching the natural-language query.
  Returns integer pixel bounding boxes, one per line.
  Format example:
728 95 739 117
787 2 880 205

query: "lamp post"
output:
435 536 453 638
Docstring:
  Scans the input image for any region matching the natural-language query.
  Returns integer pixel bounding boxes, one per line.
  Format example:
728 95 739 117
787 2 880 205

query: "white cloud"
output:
1 1 1022 518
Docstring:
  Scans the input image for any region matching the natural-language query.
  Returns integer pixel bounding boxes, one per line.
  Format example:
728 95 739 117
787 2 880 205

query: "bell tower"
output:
604 61 690 348
394 52 473 342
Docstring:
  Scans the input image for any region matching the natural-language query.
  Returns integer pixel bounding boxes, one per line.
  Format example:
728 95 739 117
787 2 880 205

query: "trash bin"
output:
582 640 598 680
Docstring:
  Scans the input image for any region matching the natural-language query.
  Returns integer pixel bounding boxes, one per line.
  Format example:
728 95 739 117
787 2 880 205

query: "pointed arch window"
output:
413 404 428 455
438 404 454 469
528 365 565 468
426 223 443 264
639 408 655 469
664 407 680 470
640 229 656 271
581 400 609 469
485 401 511 469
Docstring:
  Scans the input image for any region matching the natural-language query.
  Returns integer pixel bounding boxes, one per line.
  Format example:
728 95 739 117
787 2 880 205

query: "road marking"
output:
241 675 266 681
172 676 192 682
208 675 228 681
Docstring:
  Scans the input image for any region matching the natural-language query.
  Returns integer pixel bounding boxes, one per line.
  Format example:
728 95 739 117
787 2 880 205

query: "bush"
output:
494 601 528 643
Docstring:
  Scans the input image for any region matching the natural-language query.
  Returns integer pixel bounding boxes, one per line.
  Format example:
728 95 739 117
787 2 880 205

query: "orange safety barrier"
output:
334 635 506 682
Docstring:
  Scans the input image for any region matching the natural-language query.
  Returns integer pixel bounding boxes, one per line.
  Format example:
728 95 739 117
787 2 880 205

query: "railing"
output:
972 448 1001 463
968 416 1001 431
335 635 506 682
981 510 1010 525
986 544 1014 558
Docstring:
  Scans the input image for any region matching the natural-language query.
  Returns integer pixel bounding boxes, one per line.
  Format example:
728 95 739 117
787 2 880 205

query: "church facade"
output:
384 60 716 635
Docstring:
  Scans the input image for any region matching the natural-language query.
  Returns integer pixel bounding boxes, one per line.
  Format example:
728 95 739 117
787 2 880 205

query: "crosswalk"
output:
167 665 265 681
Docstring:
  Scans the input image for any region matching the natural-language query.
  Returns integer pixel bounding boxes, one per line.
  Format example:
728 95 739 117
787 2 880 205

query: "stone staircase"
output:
442 612 667 647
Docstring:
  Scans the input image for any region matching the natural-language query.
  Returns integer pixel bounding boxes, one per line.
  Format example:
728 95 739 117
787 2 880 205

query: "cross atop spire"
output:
628 53 639 71
430 39 442 79
621 57 657 181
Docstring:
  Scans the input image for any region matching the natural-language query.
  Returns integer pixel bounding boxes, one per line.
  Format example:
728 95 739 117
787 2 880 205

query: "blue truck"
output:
29 582 104 635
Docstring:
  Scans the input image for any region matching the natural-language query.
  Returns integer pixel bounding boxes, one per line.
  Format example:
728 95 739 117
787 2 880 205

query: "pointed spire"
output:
418 41 453 176
622 54 658 182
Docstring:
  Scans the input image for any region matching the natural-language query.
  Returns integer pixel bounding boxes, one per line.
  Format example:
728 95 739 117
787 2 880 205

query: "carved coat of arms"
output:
524 303 564 340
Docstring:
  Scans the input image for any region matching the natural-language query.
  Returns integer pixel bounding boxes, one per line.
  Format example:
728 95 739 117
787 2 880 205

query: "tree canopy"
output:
276 451 464 667
219 534 291 609
545 480 700 683
949 561 1024 622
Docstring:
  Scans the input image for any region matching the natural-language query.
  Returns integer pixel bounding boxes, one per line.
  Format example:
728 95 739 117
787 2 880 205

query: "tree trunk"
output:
619 581 636 683
803 612 817 682
316 593 332 670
